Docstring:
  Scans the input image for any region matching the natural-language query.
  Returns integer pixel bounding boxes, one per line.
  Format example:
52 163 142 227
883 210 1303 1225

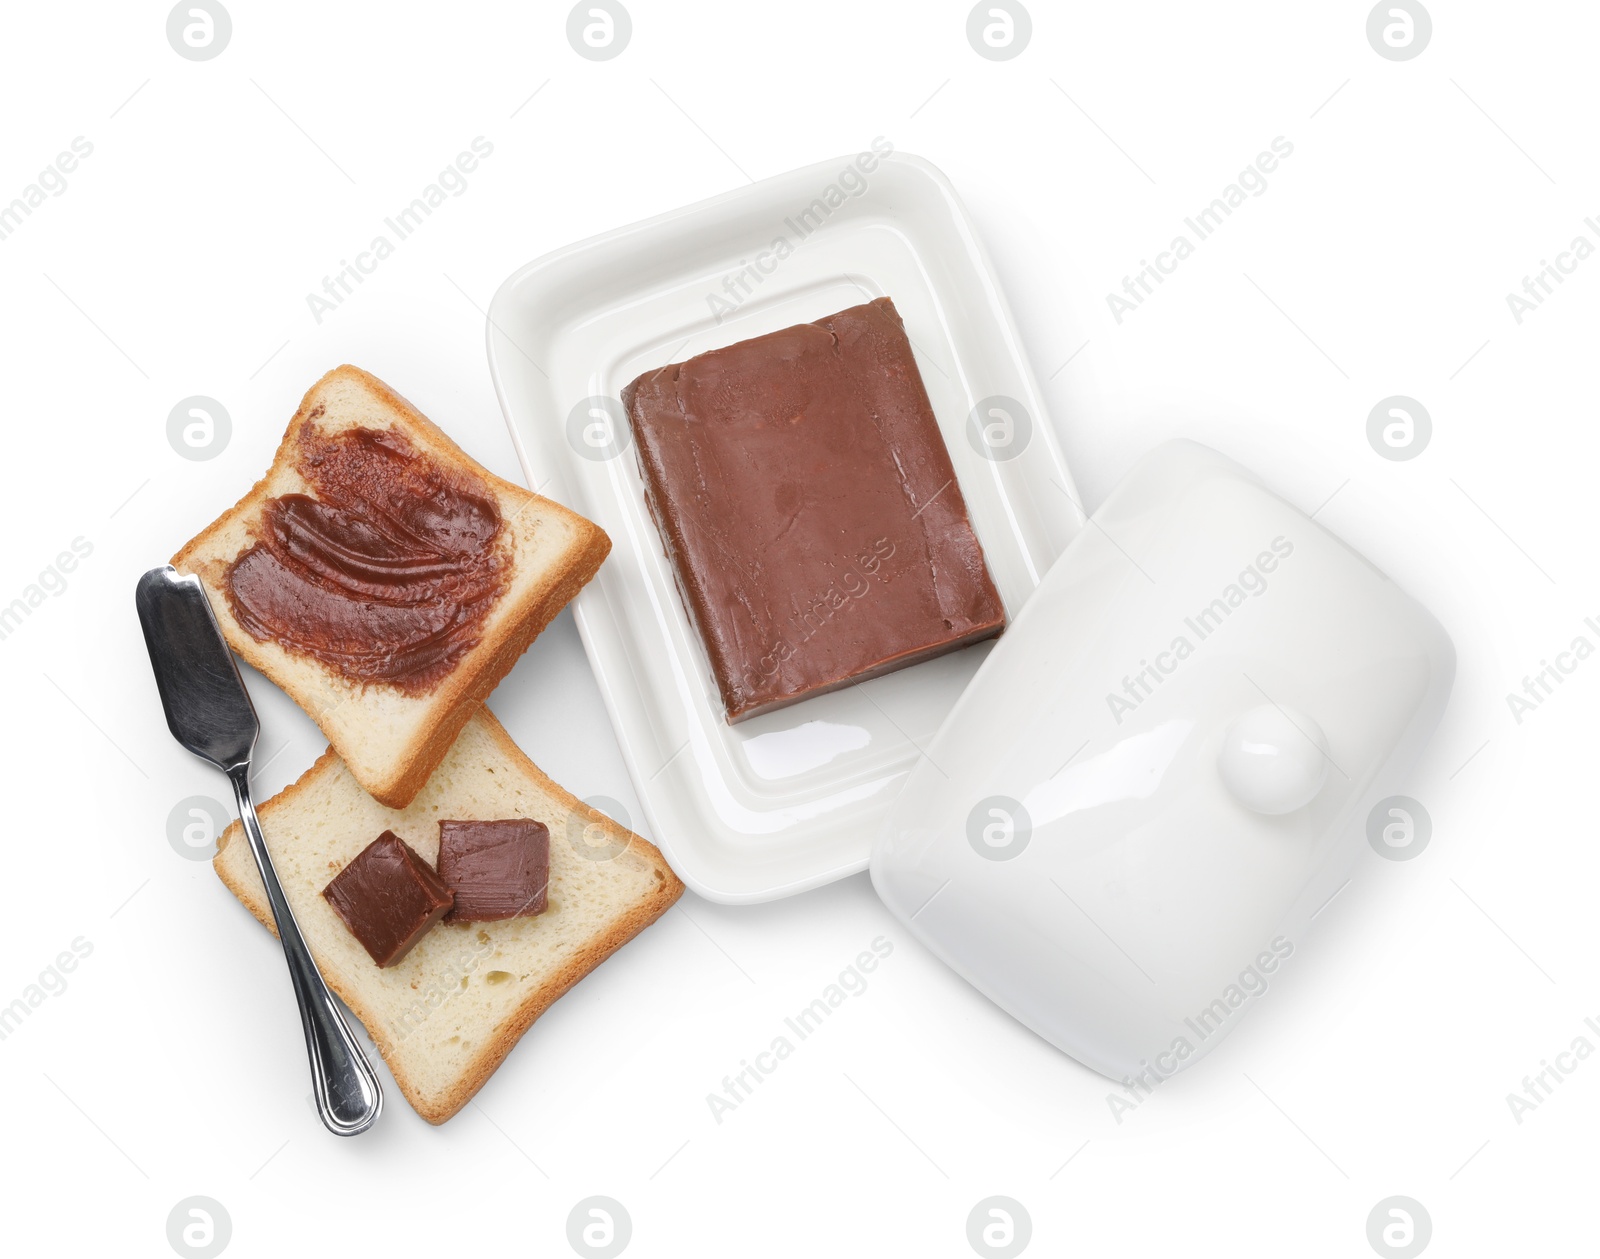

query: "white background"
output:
1 1 1595 1255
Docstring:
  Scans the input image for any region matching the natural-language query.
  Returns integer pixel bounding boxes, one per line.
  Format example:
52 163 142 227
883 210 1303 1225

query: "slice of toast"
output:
214 708 684 1124
173 365 609 808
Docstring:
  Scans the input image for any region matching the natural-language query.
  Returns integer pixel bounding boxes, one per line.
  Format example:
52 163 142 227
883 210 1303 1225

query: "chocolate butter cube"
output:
437 818 550 923
624 297 1005 722
322 831 453 967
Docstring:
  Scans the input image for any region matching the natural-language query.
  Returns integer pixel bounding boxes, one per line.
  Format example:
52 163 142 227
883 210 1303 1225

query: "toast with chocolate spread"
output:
173 365 610 808
213 708 683 1123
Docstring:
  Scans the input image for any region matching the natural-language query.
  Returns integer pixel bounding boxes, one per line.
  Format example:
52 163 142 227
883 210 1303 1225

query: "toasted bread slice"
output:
173 365 609 807
214 708 684 1124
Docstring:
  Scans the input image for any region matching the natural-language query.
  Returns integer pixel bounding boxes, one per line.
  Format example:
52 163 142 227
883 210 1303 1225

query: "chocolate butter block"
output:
323 831 453 967
437 818 550 923
624 297 1005 722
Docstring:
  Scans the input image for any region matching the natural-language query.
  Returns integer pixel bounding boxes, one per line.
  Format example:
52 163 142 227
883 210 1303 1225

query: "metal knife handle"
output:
228 766 383 1136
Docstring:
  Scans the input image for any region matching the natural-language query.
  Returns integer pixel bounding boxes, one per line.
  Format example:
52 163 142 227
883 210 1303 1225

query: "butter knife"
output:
136 564 383 1136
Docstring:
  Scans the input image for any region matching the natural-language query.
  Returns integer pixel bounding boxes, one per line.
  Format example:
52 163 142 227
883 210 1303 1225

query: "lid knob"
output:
1217 703 1329 815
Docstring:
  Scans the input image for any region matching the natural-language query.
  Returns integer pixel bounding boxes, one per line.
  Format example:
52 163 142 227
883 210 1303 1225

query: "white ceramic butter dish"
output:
490 160 1454 1078
489 152 1084 903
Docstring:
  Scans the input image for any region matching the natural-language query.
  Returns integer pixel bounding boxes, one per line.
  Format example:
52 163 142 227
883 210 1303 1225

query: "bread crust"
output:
173 365 611 808
213 707 684 1124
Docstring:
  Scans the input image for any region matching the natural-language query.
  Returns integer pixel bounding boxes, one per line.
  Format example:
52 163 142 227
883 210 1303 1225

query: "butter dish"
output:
870 441 1455 1078
489 151 1085 902
488 158 1454 1079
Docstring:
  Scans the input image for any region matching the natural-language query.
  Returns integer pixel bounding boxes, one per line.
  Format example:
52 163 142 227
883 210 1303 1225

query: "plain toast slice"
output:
174 365 609 807
214 708 684 1124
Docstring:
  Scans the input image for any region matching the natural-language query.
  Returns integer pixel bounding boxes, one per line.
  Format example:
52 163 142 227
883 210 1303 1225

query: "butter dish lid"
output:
869 440 1455 1080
